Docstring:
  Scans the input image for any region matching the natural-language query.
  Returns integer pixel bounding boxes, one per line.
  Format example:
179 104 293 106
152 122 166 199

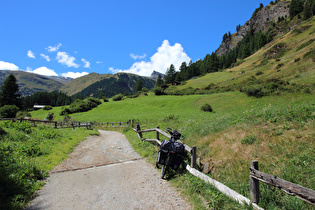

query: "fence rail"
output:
101 120 131 127
250 160 315 205
133 124 263 209
0 118 92 129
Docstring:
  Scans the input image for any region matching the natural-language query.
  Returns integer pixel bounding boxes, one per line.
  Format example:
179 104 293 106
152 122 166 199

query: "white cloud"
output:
81 58 90 68
61 71 89 79
47 43 62 52
27 66 58 77
96 61 103 64
40 54 50 62
130 53 146 60
27 50 35 59
0 61 19 70
110 40 191 76
56 51 79 68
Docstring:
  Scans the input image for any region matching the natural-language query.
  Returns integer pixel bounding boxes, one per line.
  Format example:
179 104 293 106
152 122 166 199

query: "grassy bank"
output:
0 121 98 209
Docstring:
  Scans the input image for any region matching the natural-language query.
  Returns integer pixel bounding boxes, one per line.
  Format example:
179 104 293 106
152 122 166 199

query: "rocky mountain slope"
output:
216 0 290 56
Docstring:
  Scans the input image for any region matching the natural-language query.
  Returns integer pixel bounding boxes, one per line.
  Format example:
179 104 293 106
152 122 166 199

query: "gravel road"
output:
26 130 192 210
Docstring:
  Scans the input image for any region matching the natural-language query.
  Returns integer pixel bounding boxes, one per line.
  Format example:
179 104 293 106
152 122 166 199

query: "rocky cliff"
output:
215 0 290 56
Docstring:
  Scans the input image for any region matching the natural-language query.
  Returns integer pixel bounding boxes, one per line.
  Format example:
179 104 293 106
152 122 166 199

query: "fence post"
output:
191 146 197 168
156 126 160 140
250 160 260 204
136 124 143 139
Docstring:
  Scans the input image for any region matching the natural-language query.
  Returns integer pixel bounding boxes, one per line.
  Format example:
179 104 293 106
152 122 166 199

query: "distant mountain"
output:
72 72 156 98
0 70 69 96
150 70 165 80
60 72 114 96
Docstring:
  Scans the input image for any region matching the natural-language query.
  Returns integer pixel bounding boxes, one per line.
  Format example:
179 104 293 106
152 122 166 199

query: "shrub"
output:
0 127 6 137
46 113 54 121
142 87 148 92
60 107 71 116
153 87 165 95
201 103 213 112
256 71 264 76
16 111 31 119
112 94 124 101
0 105 19 118
240 84 265 98
241 136 257 144
43 105 53 110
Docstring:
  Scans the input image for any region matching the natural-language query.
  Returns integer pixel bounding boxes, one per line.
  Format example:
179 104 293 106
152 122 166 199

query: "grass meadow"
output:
29 91 315 209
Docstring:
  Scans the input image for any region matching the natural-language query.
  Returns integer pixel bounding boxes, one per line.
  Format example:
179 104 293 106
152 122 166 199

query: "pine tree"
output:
290 0 304 19
303 0 313 20
164 64 176 84
134 78 143 92
0 74 21 108
154 74 163 88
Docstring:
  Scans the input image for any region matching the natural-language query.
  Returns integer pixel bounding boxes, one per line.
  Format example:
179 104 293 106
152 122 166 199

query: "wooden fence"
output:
0 118 92 129
133 124 263 209
250 160 315 206
101 120 131 127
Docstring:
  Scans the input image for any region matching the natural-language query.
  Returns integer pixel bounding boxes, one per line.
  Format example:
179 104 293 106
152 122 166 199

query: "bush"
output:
60 97 101 115
60 107 71 116
46 113 54 121
0 127 6 137
201 103 213 112
241 136 257 144
153 87 165 95
16 111 31 119
112 94 124 101
0 105 19 118
43 105 53 110
255 71 264 76
240 84 265 98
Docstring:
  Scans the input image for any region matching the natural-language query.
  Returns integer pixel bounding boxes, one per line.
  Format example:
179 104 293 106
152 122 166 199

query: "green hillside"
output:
167 16 315 95
0 70 67 96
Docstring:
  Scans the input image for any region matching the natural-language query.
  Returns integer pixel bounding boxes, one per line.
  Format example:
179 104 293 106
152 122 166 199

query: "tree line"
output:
158 28 272 87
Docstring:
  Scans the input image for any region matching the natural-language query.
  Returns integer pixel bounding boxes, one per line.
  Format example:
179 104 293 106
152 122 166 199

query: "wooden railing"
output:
0 118 92 129
250 160 315 206
101 120 131 127
133 123 263 209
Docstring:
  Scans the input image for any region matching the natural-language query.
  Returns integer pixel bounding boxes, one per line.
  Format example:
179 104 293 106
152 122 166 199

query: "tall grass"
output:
0 121 98 209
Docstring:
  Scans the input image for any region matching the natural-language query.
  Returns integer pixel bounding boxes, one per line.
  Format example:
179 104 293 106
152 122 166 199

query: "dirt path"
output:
26 130 192 209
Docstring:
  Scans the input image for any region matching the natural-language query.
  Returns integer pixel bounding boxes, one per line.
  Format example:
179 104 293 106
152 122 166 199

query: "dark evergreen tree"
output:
134 78 143 92
154 74 163 88
290 0 304 19
0 74 21 108
236 24 241 32
303 0 313 19
164 64 176 84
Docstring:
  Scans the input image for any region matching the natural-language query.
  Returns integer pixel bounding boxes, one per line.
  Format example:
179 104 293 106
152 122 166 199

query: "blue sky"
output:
0 0 272 78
